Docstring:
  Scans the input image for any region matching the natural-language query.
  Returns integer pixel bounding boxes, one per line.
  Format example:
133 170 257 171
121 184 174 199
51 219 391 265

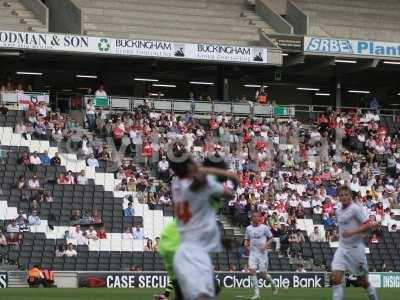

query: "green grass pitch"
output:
0 288 397 300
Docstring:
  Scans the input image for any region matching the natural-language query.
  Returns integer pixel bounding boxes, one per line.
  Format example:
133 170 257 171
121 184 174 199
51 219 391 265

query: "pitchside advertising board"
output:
78 272 326 289
0 30 269 65
0 272 8 288
304 36 400 59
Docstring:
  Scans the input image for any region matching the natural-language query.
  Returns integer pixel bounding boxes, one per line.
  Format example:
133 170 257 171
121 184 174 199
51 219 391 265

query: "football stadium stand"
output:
53 0 276 45
0 97 400 275
0 0 48 32
294 0 400 42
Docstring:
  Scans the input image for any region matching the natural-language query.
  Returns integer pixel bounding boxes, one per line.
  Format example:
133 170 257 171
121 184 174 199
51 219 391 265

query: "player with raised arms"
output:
169 149 239 300
331 185 379 300
245 211 278 299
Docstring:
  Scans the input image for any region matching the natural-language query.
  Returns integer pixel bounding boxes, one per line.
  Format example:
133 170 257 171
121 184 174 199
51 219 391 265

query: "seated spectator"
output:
28 210 41 225
310 226 326 242
239 239 250 258
40 151 51 166
122 226 133 240
57 172 68 185
50 152 61 166
18 218 30 232
96 227 107 239
64 243 77 257
86 226 98 240
144 238 154 252
127 178 136 192
28 175 41 190
117 179 128 191
296 264 306 273
369 233 379 244
154 237 160 252
69 225 83 240
70 209 82 225
55 245 65 257
313 205 323 215
288 230 302 258
78 232 89 246
98 146 112 161
17 175 27 190
0 231 7 247
29 152 41 165
86 153 99 167
123 202 135 217
133 225 144 240
65 171 75 184
76 170 87 185
91 210 102 225
18 151 31 166
157 156 169 182
7 219 19 233
158 193 172 206
389 224 398 232
323 213 336 231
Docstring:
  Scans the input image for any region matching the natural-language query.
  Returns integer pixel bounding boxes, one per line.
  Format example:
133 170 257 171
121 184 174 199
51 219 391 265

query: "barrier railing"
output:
83 95 295 118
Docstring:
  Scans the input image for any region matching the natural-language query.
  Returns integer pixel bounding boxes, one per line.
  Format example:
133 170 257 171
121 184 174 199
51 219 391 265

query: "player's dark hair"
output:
167 145 193 178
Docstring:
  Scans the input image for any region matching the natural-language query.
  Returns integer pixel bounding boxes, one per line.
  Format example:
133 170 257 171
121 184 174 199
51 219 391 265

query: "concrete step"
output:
3 0 27 10
0 23 33 31
20 18 43 26
82 11 249 26
295 0 400 11
309 24 330 37
83 23 260 41
76 0 246 11
80 4 245 19
84 30 256 46
295 2 400 17
313 16 400 31
83 19 258 35
82 13 257 32
322 24 400 43
305 9 400 24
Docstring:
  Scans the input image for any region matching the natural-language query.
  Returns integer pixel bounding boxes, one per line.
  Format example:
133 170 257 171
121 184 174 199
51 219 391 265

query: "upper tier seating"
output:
0 0 47 32
73 0 276 46
294 0 400 42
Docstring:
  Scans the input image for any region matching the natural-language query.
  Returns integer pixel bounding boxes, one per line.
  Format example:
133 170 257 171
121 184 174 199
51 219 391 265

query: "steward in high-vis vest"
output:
27 265 44 287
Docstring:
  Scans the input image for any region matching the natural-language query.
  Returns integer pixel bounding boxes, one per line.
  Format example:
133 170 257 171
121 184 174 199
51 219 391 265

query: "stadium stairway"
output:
1 0 47 32
72 0 276 45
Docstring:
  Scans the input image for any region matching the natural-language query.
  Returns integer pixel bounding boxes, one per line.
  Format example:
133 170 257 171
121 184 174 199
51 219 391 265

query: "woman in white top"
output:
122 226 133 240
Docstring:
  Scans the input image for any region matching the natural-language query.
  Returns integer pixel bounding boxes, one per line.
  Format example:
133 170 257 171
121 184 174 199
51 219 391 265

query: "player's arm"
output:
343 207 373 237
199 166 240 187
343 221 373 237
263 227 273 250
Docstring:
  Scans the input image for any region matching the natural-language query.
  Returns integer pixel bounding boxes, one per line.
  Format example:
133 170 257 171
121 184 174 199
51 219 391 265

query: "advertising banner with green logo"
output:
0 30 270 65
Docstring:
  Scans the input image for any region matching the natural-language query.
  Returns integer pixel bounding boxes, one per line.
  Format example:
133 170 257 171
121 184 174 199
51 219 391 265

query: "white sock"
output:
265 274 277 289
251 275 259 295
332 284 343 300
366 285 379 300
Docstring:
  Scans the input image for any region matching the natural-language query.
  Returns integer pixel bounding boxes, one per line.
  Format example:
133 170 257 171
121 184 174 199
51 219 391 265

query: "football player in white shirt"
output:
169 149 238 300
245 211 278 299
331 186 379 300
